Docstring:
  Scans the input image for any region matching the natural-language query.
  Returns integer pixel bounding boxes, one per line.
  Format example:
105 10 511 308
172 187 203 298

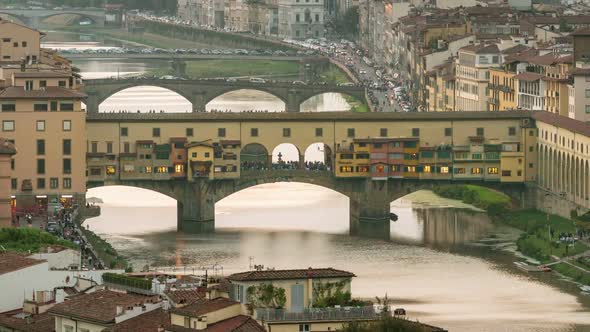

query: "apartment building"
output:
455 43 501 111
278 0 325 39
0 20 86 215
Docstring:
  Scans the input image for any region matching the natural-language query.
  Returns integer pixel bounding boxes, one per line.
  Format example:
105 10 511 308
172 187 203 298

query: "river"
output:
46 30 590 331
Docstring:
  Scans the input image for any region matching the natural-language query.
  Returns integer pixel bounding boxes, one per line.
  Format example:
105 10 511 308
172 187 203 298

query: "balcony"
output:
255 307 378 322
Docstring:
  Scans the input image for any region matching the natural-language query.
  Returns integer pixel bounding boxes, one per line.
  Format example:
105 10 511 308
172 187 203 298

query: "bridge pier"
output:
177 181 215 233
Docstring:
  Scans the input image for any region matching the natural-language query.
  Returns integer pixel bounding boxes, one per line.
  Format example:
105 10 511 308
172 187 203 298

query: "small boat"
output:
580 285 590 292
514 262 551 272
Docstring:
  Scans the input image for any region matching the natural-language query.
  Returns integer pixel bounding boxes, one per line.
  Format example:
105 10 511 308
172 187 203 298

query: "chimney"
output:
196 316 208 330
116 305 123 316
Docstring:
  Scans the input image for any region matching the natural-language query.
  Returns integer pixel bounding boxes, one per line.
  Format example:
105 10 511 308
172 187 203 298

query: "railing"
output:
256 307 378 322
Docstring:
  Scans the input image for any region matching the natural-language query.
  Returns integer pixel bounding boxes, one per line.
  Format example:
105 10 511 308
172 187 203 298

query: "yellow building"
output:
488 68 517 111
187 141 214 180
170 298 244 330
542 57 572 117
335 140 370 178
0 138 16 227
0 20 43 63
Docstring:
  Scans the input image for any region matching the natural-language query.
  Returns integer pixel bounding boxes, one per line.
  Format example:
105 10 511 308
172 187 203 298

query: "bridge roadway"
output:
0 8 105 27
82 78 366 113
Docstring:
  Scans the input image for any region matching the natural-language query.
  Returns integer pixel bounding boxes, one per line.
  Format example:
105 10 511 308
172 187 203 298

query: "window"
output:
204 152 210 158
296 14 300 22
37 139 45 155
529 163 533 169
454 168 466 174
123 142 130 153
186 128 193 137
412 128 420 137
517 170 522 176
50 178 58 189
22 41 27 47
34 103 48 112
444 128 452 136
315 128 323 137
488 167 499 174
340 166 354 173
250 128 259 137
299 324 311 332
11 178 17 190
508 127 516 136
585 89 590 98
64 325 74 332
121 127 128 136
1 103 15 112
63 178 71 189
107 142 113 154
502 170 512 176
315 14 319 22
11 158 14 170
36 120 45 131
58 81 66 88
347 128 355 138
37 159 45 174
50 101 57 111
60 103 73 111
62 120 71 131
2 38 9 42
153 128 160 137
476 127 484 136
25 80 33 90
472 153 482 160
37 178 45 189
283 128 291 137
39 80 46 88
423 165 431 173
63 159 71 174
218 128 226 137
471 167 483 174
2 120 14 131
106 166 116 175
529 146 534 152
440 166 449 174
380 128 388 137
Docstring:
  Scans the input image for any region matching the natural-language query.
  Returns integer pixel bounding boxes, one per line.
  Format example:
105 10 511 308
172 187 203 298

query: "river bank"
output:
433 184 590 288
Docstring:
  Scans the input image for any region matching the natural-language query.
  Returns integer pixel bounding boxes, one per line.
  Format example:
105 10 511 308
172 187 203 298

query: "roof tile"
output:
228 268 355 282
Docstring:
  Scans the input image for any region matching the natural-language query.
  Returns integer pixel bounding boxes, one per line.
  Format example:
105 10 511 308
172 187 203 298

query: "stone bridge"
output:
0 9 105 28
82 78 367 113
86 170 529 233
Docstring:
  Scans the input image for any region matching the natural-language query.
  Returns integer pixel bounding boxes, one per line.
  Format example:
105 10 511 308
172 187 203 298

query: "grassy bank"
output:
149 59 300 79
503 210 588 263
0 228 77 253
432 184 511 215
553 263 590 286
80 227 129 270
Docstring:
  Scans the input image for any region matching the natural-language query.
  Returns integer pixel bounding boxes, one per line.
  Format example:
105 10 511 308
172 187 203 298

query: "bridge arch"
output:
204 88 288 112
240 143 270 170
303 142 333 170
96 85 192 113
0 13 26 24
40 13 97 26
299 90 366 112
272 143 301 169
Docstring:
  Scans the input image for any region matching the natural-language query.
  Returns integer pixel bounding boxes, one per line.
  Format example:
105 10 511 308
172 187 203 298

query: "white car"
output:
359 70 367 75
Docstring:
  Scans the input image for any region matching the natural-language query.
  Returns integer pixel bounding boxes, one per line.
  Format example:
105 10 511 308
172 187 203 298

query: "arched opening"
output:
42 14 96 26
240 143 269 171
303 142 332 171
300 93 364 112
84 186 177 235
99 86 191 113
272 143 300 169
207 89 286 113
216 182 349 233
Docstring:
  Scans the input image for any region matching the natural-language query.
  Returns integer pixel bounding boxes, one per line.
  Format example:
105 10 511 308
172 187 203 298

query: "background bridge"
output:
0 8 105 28
82 78 367 113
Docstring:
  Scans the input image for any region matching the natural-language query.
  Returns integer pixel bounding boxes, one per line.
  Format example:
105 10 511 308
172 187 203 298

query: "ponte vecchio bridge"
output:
85 111 553 233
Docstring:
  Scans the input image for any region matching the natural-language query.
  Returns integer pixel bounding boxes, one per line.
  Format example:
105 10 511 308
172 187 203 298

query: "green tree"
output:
334 6 359 38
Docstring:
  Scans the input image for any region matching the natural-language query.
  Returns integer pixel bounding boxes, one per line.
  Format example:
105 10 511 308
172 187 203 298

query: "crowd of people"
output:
240 160 329 171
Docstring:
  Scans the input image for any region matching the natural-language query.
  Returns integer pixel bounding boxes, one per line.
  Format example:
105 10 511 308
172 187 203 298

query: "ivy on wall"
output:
246 283 287 309
312 280 352 308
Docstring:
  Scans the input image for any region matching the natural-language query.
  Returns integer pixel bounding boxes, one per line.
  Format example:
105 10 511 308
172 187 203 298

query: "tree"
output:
333 6 359 38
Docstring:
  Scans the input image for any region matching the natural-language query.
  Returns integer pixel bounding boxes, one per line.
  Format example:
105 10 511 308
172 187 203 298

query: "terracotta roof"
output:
0 252 45 275
502 44 532 55
533 111 590 137
164 289 204 306
111 308 170 332
0 138 16 155
514 72 544 81
0 87 87 99
570 67 590 75
205 315 265 332
172 298 238 318
460 43 500 54
13 72 71 78
228 268 355 282
221 140 241 145
48 290 160 324
0 312 54 332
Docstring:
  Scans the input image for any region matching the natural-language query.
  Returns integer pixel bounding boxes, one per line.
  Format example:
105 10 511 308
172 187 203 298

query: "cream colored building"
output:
455 43 501 111
0 138 15 227
170 297 242 329
0 20 43 64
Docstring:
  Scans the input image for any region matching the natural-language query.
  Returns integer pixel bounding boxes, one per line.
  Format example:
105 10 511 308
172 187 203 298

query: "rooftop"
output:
0 252 45 275
13 72 72 78
460 43 500 54
164 288 205 306
86 110 535 123
514 72 544 81
0 87 87 99
48 290 159 324
0 312 54 332
172 298 239 318
228 267 355 282
111 308 170 332
533 112 590 137
167 315 264 332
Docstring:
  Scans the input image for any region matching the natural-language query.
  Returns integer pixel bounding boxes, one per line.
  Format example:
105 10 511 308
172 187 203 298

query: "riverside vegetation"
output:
0 228 77 253
433 184 590 286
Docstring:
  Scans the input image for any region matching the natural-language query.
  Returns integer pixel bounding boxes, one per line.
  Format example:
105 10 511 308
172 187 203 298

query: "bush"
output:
102 273 151 290
0 228 77 253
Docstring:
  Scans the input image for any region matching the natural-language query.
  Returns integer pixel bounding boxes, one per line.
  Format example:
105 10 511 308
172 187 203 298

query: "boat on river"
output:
514 262 552 272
